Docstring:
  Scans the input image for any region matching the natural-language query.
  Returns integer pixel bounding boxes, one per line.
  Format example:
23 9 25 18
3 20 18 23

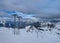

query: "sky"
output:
0 0 60 18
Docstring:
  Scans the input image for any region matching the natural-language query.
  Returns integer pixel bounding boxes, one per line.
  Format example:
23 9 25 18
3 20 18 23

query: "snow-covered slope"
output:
0 27 60 43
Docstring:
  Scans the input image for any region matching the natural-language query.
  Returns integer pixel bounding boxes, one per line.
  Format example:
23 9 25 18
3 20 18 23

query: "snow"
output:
0 26 60 43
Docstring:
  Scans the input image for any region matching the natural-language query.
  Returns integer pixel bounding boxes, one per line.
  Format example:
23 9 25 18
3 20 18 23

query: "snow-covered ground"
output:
0 26 60 43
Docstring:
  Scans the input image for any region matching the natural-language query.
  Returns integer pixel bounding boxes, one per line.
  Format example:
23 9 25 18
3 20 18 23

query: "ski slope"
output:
0 26 60 43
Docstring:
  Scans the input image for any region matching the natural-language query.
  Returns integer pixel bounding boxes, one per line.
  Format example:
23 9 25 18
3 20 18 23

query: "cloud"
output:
0 0 60 18
0 11 10 16
3 0 49 13
0 11 5 16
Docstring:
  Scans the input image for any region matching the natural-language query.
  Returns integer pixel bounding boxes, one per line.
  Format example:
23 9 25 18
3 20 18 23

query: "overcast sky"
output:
0 0 60 18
